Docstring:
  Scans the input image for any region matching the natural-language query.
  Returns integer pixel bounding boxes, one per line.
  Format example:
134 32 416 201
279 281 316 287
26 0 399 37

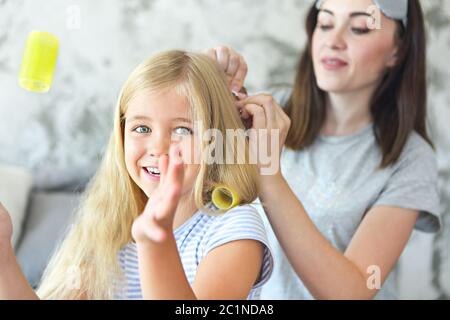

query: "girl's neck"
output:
322 86 374 137
172 194 198 231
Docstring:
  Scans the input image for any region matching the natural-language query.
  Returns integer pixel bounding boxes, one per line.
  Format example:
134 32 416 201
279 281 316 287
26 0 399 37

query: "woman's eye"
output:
351 27 370 35
133 126 150 134
173 127 193 135
319 24 333 31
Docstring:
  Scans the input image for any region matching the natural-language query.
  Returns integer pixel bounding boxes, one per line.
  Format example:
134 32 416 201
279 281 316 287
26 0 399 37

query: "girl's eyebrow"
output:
126 115 192 123
126 115 151 122
319 9 372 19
173 117 192 123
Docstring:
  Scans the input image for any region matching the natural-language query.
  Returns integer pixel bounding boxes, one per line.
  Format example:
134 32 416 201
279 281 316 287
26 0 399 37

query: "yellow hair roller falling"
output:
211 184 240 210
19 31 59 93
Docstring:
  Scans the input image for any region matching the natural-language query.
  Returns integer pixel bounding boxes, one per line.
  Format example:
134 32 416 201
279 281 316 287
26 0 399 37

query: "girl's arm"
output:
0 244 40 300
259 172 418 300
0 202 39 300
136 237 263 300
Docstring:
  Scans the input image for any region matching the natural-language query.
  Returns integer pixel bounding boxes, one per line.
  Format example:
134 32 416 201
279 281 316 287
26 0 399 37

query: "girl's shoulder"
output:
201 204 266 238
210 204 262 224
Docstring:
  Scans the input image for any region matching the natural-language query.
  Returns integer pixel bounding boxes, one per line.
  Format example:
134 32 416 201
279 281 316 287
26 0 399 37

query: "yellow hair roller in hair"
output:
19 31 59 93
211 184 240 210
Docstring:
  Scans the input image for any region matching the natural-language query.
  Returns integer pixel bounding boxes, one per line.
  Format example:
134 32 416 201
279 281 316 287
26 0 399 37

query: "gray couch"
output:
15 191 80 288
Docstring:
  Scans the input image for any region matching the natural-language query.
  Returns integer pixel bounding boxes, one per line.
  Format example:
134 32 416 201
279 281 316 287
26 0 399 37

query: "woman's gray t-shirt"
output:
256 88 441 300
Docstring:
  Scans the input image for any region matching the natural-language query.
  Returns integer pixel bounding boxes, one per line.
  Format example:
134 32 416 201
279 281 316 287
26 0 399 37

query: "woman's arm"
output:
259 173 418 300
0 202 39 300
206 45 419 299
237 93 418 299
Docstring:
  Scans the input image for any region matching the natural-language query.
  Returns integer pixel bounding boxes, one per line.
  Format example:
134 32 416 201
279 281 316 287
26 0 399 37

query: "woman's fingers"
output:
204 48 216 60
231 57 248 92
238 94 279 129
243 103 267 130
215 46 230 76
204 46 248 92
226 54 240 79
235 94 291 168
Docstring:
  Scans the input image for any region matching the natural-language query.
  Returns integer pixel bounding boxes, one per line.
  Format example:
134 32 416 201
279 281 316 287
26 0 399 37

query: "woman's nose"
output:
325 27 347 51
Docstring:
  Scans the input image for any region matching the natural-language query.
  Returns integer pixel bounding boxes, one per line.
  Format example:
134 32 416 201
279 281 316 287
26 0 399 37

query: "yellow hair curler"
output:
19 31 59 93
211 184 240 210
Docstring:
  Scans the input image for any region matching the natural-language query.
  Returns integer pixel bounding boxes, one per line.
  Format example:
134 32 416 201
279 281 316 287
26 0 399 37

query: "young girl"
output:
0 50 273 300
207 0 441 299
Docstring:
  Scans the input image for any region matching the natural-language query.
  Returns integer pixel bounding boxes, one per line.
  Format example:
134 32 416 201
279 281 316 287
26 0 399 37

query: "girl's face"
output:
123 88 200 200
312 0 399 94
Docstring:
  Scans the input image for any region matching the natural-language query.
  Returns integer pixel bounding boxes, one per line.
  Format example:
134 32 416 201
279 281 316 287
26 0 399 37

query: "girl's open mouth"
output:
143 166 161 181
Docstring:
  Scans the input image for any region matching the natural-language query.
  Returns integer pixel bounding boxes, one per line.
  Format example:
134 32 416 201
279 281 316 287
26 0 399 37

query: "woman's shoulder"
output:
397 131 436 168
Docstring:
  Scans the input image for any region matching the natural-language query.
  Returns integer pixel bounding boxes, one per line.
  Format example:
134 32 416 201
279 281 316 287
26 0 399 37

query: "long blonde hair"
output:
37 50 260 299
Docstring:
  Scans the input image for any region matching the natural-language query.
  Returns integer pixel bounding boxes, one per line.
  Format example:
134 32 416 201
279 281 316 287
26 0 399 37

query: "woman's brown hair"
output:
285 0 433 167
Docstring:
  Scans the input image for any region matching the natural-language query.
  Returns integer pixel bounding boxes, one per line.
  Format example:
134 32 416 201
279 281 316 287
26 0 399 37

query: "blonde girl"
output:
0 50 273 300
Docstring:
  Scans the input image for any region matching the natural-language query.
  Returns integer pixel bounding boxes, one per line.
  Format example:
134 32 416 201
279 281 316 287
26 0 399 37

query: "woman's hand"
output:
0 202 13 248
236 93 291 176
204 46 248 93
131 144 185 244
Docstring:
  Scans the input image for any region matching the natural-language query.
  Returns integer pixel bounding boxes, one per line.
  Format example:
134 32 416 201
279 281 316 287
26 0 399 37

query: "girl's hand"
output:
204 46 248 93
236 93 291 174
0 202 13 248
131 144 185 244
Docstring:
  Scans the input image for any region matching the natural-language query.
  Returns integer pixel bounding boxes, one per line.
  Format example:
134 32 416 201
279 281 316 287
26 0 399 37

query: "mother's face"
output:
312 0 400 94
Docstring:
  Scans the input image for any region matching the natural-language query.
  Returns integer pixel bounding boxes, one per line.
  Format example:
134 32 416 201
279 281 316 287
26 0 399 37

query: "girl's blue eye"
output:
173 127 193 135
134 126 150 134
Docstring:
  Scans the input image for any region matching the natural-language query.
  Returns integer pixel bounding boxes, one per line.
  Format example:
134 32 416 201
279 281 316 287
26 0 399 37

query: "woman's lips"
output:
321 57 348 71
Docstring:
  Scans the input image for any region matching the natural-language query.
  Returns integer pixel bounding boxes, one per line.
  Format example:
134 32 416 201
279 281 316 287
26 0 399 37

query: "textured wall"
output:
0 0 448 298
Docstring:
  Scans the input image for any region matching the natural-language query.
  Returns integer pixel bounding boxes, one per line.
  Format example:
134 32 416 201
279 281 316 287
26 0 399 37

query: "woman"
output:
206 0 441 299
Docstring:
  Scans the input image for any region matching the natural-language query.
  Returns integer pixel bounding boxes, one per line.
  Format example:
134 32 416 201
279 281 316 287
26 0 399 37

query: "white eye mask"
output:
315 0 408 28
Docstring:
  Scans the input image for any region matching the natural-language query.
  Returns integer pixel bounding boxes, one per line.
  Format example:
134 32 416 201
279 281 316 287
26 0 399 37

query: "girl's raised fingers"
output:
166 144 184 187
158 153 169 185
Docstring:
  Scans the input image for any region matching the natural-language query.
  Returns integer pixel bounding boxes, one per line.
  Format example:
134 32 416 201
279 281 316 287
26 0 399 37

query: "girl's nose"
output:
147 132 170 157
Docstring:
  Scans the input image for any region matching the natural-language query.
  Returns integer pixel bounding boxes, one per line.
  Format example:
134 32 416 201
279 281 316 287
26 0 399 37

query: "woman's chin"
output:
316 81 349 94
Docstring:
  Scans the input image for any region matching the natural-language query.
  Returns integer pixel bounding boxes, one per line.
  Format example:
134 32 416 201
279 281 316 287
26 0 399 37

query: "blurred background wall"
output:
0 0 448 298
